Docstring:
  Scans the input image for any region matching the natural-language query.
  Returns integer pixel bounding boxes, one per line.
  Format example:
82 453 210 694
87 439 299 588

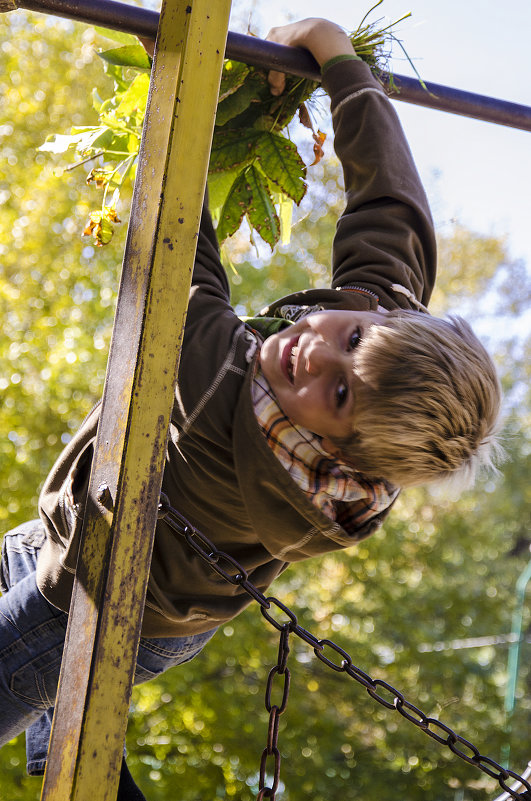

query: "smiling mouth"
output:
287 348 296 382
282 336 299 384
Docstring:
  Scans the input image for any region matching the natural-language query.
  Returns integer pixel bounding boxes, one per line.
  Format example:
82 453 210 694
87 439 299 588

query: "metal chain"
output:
257 626 291 800
158 495 531 800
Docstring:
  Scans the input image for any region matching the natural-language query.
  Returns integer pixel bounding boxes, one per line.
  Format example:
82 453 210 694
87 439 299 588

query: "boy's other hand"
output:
266 18 356 95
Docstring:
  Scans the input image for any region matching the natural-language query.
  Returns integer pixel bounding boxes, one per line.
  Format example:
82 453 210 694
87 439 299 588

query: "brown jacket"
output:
37 60 436 636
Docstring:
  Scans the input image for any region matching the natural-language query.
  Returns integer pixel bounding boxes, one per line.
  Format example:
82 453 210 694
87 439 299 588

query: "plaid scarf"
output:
252 367 398 534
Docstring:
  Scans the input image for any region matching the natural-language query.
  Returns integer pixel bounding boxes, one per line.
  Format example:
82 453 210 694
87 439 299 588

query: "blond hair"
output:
335 311 503 489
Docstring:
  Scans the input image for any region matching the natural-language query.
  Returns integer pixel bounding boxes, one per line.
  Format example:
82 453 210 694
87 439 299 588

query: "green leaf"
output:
82 127 116 153
216 168 253 243
102 61 132 93
245 165 280 249
38 132 88 154
219 60 249 102
127 132 140 154
255 132 306 204
95 215 114 245
209 129 261 174
91 87 103 113
216 79 261 127
211 148 286 248
95 132 134 161
99 45 152 70
207 168 242 216
38 127 112 155
277 193 294 245
115 73 150 117
83 207 120 245
94 26 139 46
215 70 271 132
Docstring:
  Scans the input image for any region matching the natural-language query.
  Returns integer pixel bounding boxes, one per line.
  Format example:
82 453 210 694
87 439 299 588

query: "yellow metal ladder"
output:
39 1 231 798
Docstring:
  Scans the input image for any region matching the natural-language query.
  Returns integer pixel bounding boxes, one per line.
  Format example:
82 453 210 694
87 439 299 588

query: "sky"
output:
228 0 531 292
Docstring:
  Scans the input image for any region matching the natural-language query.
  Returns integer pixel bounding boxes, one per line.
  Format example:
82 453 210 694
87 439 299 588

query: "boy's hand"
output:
266 18 356 96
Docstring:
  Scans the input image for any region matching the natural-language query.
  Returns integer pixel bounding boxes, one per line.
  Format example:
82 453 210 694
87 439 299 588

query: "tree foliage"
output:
0 15 128 534
1 12 530 801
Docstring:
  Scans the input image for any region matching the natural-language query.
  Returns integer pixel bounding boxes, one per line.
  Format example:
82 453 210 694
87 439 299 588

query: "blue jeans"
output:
0 520 217 775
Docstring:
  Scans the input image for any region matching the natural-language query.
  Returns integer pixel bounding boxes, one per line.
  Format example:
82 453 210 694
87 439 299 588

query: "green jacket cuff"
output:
321 53 362 74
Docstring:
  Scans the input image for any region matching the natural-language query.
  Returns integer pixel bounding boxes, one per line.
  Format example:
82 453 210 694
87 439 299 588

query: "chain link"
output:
158 495 531 800
258 626 291 799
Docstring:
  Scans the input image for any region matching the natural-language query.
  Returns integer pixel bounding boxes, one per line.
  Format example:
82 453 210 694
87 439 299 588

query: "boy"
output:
0 17 501 795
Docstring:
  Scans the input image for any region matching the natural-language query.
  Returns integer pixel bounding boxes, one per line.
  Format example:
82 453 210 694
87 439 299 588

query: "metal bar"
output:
383 74 531 132
4 0 531 132
40 0 231 798
505 557 531 717
494 762 531 801
501 556 531 767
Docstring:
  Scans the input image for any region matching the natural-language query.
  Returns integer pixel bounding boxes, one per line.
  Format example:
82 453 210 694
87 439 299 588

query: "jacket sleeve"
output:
175 198 247 413
190 201 231 300
322 60 437 310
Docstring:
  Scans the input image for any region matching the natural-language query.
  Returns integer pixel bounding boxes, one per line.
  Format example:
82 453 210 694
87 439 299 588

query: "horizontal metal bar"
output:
384 74 531 132
7 0 531 132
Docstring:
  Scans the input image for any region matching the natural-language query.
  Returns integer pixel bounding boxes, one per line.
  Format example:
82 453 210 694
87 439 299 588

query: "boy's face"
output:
259 309 388 452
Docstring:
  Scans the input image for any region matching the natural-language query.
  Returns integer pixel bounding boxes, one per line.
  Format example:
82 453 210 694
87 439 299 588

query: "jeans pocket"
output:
134 628 217 684
1 520 46 591
11 648 63 711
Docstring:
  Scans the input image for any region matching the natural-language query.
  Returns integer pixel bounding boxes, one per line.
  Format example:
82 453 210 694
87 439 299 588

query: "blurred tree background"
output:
1 10 530 801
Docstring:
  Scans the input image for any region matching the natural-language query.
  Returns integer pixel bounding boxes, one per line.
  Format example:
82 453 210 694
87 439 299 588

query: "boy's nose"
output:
305 340 338 376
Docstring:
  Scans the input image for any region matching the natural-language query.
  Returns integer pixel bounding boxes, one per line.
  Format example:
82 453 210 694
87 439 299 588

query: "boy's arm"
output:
178 199 243 387
193 199 231 300
268 19 436 311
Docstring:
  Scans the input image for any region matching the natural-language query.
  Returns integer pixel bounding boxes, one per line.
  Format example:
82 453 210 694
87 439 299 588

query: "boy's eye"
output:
336 381 348 408
348 327 362 350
